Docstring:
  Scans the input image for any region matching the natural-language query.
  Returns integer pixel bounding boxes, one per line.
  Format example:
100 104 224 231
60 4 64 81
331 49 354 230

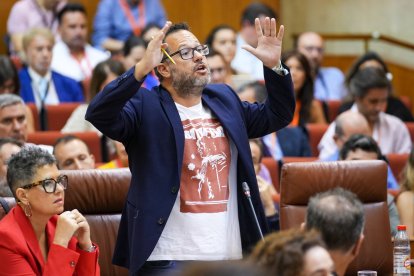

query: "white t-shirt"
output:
148 101 242 261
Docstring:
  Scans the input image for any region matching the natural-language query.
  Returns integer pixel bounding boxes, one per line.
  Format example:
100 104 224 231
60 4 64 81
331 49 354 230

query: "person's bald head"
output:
296 32 324 71
334 111 371 150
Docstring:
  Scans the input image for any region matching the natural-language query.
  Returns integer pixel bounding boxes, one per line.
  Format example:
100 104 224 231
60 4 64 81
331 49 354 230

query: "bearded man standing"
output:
86 18 294 275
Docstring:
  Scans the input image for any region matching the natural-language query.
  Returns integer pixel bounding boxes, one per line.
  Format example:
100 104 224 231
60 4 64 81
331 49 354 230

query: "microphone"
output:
242 182 264 241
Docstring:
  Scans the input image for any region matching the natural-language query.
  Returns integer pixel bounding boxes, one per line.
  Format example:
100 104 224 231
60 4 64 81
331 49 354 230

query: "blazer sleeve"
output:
242 66 295 138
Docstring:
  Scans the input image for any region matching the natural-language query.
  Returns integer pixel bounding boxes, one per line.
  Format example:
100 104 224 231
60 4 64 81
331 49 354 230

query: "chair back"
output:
305 123 329 157
279 160 393 276
63 168 131 276
46 103 81 131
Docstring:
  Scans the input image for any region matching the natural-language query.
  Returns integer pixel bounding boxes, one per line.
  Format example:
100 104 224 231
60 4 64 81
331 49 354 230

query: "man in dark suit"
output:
19 28 84 106
86 18 294 275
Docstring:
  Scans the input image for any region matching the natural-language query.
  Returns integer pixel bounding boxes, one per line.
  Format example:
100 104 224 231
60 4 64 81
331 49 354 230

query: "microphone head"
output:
242 182 250 192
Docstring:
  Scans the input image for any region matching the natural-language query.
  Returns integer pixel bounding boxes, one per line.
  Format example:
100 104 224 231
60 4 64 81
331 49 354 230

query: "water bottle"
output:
394 225 411 275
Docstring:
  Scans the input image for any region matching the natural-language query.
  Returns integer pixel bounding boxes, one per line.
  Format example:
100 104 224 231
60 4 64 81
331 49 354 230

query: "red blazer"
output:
0 206 100 276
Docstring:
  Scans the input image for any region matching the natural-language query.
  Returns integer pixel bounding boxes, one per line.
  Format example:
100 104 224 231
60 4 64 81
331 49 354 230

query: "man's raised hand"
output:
241 17 284 69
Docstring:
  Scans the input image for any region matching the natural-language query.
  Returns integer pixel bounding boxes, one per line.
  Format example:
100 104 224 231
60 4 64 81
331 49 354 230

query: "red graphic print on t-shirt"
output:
180 118 230 213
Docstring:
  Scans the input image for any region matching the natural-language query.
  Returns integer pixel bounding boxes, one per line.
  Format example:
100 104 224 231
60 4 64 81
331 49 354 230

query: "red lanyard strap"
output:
119 0 146 36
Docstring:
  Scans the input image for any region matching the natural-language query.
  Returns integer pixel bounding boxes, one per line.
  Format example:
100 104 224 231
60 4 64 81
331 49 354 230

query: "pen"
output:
161 48 176 65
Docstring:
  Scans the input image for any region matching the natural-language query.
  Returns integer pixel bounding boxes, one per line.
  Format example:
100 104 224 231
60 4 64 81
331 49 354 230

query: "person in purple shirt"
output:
92 0 166 53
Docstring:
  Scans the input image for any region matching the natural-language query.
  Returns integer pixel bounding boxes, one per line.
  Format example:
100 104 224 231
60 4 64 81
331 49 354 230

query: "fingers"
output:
254 18 263 38
263 17 271 37
277 25 285 41
270 18 277 37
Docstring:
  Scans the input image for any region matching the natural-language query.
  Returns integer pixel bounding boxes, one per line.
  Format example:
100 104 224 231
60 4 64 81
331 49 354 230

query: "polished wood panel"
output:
0 0 280 55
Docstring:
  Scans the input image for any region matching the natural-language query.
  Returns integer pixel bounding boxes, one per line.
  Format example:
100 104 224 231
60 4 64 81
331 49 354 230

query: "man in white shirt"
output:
51 3 108 81
231 2 277 80
318 67 411 159
297 32 346 100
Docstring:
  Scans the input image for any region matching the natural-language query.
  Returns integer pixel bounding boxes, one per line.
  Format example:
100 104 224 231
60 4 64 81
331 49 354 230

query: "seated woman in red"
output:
0 146 100 275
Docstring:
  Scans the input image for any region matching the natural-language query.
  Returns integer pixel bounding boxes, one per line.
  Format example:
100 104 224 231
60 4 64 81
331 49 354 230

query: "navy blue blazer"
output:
86 66 295 274
263 126 312 158
19 67 84 103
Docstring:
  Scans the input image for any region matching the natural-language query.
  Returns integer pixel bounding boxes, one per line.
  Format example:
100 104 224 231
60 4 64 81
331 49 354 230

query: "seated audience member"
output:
282 50 327 126
305 187 364 276
141 23 162 44
122 36 158 88
0 138 23 197
53 135 95 170
231 2 277 80
340 51 414 122
238 81 312 159
296 32 346 101
0 94 29 144
62 59 124 134
0 146 100 275
52 3 109 81
339 134 400 235
318 67 411 159
397 147 414 239
6 0 66 58
205 25 238 84
249 139 279 231
250 229 335 276
92 0 166 52
98 141 129 169
19 28 84 108
320 111 371 161
206 50 228 84
0 55 35 133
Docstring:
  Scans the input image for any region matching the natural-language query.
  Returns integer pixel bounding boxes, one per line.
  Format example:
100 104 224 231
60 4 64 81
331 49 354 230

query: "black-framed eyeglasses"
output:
162 44 209 62
22 175 68 193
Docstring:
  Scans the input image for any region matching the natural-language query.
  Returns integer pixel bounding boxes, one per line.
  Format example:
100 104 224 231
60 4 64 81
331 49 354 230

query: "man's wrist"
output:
272 61 289 76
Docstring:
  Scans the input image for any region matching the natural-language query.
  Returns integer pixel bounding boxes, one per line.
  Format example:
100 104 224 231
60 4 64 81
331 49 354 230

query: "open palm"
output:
242 17 284 69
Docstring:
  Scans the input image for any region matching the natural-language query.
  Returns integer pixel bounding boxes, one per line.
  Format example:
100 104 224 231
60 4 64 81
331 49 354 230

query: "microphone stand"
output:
242 182 264 241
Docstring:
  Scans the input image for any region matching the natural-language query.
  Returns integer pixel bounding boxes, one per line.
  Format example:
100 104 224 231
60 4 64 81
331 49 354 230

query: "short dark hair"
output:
339 134 382 161
57 3 87 24
238 81 268 104
7 146 56 200
123 36 147 56
241 2 277 25
155 22 190 81
306 187 365 252
349 67 391 99
53 135 91 155
205 24 235 48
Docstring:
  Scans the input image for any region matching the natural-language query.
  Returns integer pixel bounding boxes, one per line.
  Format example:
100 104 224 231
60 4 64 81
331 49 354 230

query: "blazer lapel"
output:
14 206 45 269
157 86 185 176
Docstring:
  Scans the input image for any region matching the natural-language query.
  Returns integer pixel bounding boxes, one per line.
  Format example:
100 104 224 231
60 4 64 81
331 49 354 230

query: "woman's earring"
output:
23 202 32 217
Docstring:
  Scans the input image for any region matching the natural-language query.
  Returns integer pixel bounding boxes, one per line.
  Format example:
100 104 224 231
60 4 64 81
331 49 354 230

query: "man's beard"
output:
170 65 210 98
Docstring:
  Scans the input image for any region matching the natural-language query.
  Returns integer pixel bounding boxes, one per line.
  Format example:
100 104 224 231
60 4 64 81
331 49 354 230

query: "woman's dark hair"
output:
89 59 125 102
282 50 314 125
0 55 20 94
345 51 390 88
123 35 146 56
205 25 236 49
339 134 382 161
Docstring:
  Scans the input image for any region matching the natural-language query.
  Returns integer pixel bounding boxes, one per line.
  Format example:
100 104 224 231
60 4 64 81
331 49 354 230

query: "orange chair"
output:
27 131 102 162
305 123 329 157
386 153 409 183
405 122 414 142
325 100 342 122
26 103 40 131
45 103 81 131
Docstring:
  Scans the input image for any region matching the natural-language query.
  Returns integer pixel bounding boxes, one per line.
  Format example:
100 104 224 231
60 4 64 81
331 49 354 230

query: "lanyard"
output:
71 53 93 79
119 0 146 36
32 0 56 29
